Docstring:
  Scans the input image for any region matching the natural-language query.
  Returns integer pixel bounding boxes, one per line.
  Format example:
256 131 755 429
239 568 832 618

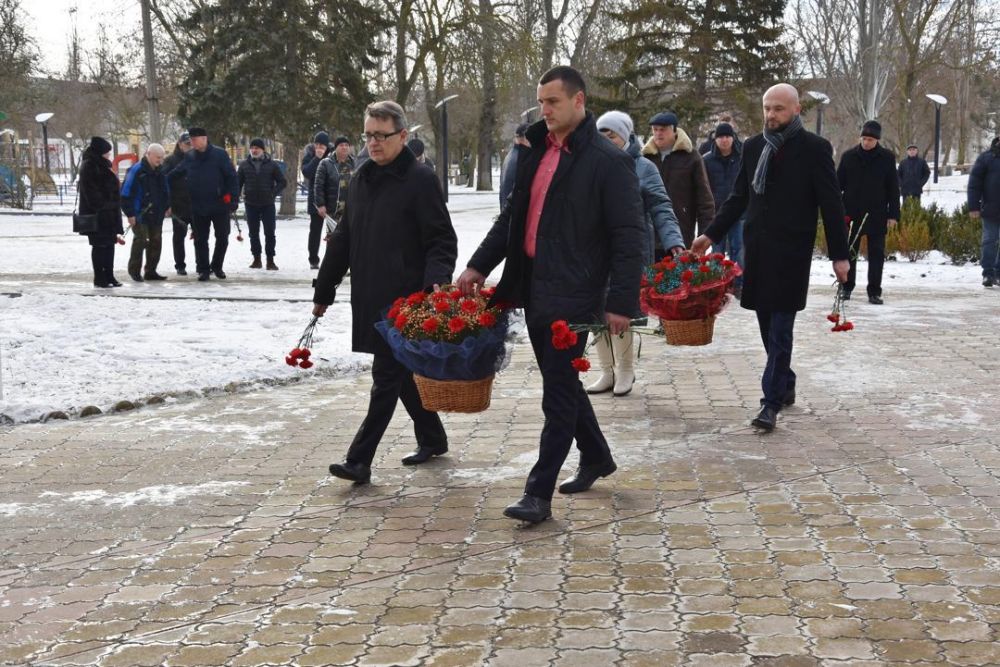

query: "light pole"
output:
35 112 54 174
434 94 459 202
926 94 948 184
65 132 75 181
806 91 830 137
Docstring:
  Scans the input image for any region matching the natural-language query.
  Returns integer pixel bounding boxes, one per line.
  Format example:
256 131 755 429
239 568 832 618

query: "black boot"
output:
104 246 122 287
328 461 372 484
503 495 552 523
558 459 617 494
401 444 448 465
752 406 777 431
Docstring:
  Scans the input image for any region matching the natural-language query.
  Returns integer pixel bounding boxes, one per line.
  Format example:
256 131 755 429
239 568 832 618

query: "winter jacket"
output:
175 144 239 215
468 114 646 325
162 148 192 221
499 144 528 207
968 144 1000 220
237 153 287 208
313 155 355 211
898 155 931 198
642 128 715 247
121 157 170 224
704 128 850 313
627 136 683 263
313 147 457 354
702 142 742 212
699 133 744 157
837 143 901 236
302 143 330 215
78 149 124 246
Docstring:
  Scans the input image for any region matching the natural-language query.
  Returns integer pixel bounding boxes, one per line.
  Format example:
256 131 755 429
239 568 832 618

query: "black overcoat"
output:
312 147 457 354
78 151 124 246
468 114 646 326
837 143 900 236
705 129 850 313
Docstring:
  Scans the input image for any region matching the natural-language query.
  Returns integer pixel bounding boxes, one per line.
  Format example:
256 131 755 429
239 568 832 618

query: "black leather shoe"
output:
93 281 112 288
197 272 211 282
984 276 995 287
129 272 144 282
503 495 552 523
868 295 884 305
213 269 227 279
752 406 777 431
328 461 371 484
760 391 795 408
401 445 448 465
144 272 168 281
558 459 617 494
109 278 123 287
176 268 188 276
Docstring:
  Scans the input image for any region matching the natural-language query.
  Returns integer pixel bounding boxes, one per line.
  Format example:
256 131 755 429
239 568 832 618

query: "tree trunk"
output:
476 0 497 191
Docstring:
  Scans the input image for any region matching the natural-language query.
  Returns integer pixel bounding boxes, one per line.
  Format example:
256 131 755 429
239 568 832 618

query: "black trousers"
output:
846 232 886 297
308 209 324 265
191 209 231 274
756 310 797 410
171 216 189 271
245 203 277 258
523 321 613 500
90 244 116 285
345 353 447 467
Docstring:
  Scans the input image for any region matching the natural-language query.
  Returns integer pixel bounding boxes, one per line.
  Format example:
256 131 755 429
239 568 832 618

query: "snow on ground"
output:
0 175 985 424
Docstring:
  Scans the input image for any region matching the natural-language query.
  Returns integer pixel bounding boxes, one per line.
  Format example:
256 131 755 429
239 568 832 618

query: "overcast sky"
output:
25 0 141 75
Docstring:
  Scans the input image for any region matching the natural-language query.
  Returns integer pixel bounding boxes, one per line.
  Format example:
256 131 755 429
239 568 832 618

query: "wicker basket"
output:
413 374 494 413
660 316 716 346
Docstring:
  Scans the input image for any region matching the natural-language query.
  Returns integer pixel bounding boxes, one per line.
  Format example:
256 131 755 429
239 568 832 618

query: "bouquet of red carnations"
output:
285 316 318 369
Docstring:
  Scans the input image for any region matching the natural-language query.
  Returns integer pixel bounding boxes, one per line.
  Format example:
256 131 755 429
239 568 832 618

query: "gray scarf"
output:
752 115 804 194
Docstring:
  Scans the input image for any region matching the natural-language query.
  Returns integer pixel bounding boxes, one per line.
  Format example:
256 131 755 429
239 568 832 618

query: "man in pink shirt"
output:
458 66 646 523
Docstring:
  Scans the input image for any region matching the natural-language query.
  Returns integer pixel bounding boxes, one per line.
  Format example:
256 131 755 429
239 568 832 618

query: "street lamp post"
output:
806 91 830 137
434 94 459 202
65 132 75 181
926 94 948 184
35 112 54 174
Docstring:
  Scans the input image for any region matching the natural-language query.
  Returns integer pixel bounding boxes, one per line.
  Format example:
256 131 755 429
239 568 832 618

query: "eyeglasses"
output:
363 130 402 143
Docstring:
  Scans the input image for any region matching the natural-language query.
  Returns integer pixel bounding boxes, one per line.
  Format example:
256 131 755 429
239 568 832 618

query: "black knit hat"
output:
333 136 351 148
407 138 425 156
714 122 735 138
88 136 113 155
249 138 266 150
313 131 330 145
188 127 208 138
861 120 882 140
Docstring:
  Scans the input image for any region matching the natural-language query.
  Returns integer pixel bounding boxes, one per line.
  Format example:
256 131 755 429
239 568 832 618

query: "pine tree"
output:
596 0 790 128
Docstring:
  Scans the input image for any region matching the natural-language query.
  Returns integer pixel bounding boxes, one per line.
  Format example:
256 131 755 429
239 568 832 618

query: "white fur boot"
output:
585 334 615 394
612 331 636 396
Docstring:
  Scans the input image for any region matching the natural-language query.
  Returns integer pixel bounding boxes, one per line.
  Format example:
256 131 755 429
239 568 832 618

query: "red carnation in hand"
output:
842 321 854 331
290 348 303 359
478 311 497 327
551 320 570 334
571 357 591 372
826 313 839 323
285 355 297 366
681 269 694 282
223 193 232 204
552 329 578 350
421 317 439 334
448 316 466 334
298 359 314 369
299 348 311 359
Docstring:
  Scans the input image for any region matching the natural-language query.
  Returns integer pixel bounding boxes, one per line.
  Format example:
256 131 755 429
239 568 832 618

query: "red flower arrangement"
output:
640 251 742 321
827 284 854 332
286 316 319 368
388 286 502 342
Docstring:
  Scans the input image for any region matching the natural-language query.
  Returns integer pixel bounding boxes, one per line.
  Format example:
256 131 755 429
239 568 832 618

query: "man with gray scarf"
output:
692 83 850 432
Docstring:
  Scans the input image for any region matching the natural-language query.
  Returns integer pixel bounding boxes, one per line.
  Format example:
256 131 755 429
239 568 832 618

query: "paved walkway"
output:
2 285 999 666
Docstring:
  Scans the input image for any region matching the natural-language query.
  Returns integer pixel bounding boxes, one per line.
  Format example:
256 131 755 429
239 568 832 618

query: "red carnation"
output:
388 305 401 320
223 193 232 204
551 320 570 334
826 313 839 323
654 271 665 283
421 317 439 334
285 355 297 366
552 329 578 350
843 321 854 331
460 298 479 314
407 292 426 305
290 348 303 359
664 261 677 271
699 265 711 273
434 299 451 313
394 314 408 329
448 316 466 334
680 254 695 264
298 359 314 369
478 311 497 328
722 259 735 268
480 287 495 298
300 348 311 359
449 289 463 301
698 255 711 264
392 297 405 308
712 252 725 261
571 357 591 372
681 269 694 282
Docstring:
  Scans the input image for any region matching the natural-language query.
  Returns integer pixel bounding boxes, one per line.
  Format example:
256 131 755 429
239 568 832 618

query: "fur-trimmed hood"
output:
642 126 695 157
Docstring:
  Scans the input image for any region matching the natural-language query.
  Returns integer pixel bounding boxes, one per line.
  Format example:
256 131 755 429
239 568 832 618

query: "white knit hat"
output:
596 110 634 143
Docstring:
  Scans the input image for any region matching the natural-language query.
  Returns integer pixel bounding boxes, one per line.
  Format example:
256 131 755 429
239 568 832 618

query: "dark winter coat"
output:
837 143 901 236
642 128 715 247
704 128 850 313
120 157 169 224
78 150 124 246
313 147 458 354
702 142 742 212
968 144 1000 221
162 148 192 221
177 144 239 215
898 155 931 198
313 155 355 210
468 114 646 326
699 133 744 156
301 143 330 215
627 136 683 263
237 153 287 208
499 144 528 207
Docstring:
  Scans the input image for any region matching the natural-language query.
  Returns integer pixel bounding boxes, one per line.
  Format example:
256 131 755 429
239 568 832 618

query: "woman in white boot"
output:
590 111 686 396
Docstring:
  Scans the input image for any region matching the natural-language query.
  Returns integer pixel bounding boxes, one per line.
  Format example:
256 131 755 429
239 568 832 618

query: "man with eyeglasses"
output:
312 101 458 485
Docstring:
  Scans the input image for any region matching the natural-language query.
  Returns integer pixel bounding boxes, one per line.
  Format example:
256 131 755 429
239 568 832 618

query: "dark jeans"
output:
245 203 277 258
846 232 886 297
191 210 231 274
345 353 447 467
308 209 324 265
171 216 189 271
128 221 163 276
90 244 116 284
756 310 797 410
523 322 613 500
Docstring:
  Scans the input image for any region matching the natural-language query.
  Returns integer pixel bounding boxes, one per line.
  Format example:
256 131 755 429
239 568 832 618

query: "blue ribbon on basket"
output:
375 311 512 381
